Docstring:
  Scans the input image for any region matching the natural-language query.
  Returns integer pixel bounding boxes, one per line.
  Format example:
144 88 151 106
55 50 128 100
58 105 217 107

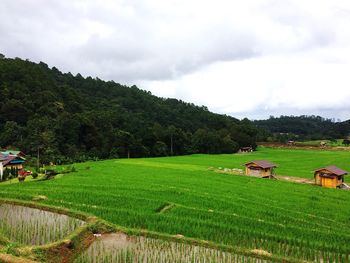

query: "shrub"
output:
18 176 26 182
43 169 59 180
32 172 39 179
342 139 350 146
6 243 20 256
10 167 19 178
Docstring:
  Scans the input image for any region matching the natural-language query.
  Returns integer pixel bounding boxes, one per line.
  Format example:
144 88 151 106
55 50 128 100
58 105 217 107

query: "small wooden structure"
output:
244 160 277 178
238 147 253 153
314 166 348 188
320 141 327 148
287 140 295 146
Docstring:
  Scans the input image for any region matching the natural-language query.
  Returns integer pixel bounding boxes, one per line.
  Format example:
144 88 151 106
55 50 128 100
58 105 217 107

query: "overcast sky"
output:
1 0 350 120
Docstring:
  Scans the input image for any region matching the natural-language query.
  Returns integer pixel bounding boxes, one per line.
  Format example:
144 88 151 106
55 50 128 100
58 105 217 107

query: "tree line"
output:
0 55 258 164
254 115 350 142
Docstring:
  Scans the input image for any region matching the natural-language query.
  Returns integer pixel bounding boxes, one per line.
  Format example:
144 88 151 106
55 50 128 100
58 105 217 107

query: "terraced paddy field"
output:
74 233 271 263
1 147 350 262
0 203 84 246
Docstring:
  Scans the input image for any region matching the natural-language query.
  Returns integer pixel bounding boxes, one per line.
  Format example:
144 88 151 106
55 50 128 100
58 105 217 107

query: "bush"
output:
32 172 38 179
10 167 19 178
60 165 77 174
342 139 350 146
43 169 59 180
18 176 26 182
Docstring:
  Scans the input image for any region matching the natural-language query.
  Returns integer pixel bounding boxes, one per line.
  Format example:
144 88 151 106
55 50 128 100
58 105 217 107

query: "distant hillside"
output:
254 115 349 142
0 55 258 163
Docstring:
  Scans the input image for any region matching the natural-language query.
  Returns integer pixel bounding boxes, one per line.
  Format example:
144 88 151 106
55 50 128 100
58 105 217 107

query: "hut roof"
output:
0 153 6 161
1 150 25 157
244 160 277 169
2 155 16 166
1 153 25 166
314 165 348 176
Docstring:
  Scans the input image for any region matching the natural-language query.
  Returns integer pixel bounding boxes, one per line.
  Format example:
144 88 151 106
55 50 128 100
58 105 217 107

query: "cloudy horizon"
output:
1 0 350 120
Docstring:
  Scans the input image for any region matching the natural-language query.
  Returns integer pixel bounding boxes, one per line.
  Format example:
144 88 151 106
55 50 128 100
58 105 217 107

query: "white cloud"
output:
142 54 350 119
1 0 350 119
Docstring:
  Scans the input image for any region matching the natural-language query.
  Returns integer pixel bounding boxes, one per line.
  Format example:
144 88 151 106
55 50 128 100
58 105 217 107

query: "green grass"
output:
117 146 350 179
296 139 347 147
1 147 350 261
0 174 45 185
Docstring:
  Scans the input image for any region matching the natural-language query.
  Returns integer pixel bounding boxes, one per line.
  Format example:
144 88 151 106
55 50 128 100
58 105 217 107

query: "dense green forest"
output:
0 55 258 164
254 115 350 142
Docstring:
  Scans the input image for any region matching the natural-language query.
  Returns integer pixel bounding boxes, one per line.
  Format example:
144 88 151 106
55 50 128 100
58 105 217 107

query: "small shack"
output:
320 141 327 148
314 165 347 188
244 160 277 178
239 147 253 153
287 140 295 146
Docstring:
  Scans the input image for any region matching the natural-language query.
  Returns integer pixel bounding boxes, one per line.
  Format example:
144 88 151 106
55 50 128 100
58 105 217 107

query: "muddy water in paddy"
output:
75 233 271 263
0 204 84 245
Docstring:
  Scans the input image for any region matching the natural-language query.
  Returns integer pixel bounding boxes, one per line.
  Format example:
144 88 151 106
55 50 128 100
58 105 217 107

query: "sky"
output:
1 0 350 120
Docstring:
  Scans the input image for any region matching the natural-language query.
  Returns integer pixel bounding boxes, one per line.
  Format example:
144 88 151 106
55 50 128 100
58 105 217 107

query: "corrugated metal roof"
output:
0 153 7 161
2 155 16 166
244 160 277 169
1 150 25 157
315 165 348 176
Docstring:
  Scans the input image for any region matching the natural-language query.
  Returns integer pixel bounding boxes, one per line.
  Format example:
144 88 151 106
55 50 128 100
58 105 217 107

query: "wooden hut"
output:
238 147 253 153
287 140 295 146
320 141 327 147
314 165 347 188
244 160 277 178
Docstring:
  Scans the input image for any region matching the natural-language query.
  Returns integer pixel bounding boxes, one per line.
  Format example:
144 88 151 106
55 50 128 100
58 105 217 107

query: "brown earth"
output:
258 142 350 151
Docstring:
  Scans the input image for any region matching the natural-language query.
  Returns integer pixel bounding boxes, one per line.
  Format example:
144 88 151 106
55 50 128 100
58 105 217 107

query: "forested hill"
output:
254 115 350 142
0 56 258 163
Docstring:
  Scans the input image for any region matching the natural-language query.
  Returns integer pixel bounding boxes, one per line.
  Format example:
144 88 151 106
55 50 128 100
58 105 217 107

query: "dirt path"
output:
209 167 315 185
258 142 350 151
274 175 314 184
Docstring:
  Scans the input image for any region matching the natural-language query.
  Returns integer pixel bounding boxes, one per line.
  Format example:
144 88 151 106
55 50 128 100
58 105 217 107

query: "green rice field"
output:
1 147 350 261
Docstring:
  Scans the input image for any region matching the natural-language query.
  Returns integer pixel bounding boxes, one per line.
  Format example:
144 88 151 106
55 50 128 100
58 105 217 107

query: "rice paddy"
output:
1 147 350 261
0 203 84 245
74 233 270 263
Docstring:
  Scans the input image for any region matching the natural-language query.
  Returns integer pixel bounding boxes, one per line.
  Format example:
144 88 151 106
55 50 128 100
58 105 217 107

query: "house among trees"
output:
244 160 277 178
314 165 347 188
238 147 253 153
0 150 26 181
